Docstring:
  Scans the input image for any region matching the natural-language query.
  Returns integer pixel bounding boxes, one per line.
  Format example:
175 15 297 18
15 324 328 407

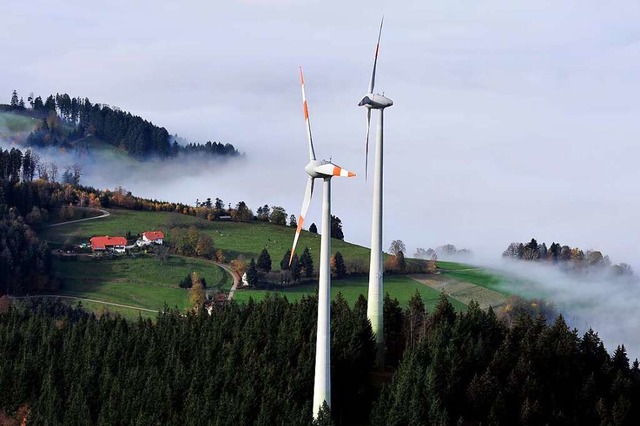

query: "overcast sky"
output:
2 0 640 269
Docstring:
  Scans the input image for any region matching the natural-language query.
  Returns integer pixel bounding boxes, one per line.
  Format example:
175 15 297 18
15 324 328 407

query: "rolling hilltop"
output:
0 90 241 161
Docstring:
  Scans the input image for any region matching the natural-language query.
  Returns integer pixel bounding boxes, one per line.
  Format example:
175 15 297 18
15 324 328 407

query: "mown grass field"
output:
53 254 230 314
438 261 508 294
233 275 467 311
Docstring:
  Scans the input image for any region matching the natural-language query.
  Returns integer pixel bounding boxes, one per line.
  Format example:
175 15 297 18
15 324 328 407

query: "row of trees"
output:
0 148 81 185
414 243 471 259
503 238 634 277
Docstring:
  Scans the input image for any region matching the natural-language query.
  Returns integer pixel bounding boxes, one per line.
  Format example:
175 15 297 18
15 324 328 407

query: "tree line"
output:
4 90 241 160
503 238 634 277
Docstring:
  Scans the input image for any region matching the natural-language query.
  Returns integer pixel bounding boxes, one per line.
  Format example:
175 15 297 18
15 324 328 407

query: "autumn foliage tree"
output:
189 272 205 310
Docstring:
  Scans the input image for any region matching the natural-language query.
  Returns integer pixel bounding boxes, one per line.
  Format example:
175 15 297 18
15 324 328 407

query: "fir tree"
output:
257 248 272 273
246 258 259 286
300 247 314 278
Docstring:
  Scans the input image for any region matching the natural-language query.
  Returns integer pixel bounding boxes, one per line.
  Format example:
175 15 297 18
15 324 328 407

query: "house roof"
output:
143 231 164 241
90 236 127 250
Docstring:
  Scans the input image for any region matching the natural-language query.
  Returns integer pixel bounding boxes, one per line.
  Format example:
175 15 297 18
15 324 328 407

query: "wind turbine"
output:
290 67 356 419
359 17 393 365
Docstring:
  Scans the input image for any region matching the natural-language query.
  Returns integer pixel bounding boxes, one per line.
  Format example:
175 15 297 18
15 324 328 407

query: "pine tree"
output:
280 249 292 270
313 402 334 425
10 90 19 107
300 247 314 278
330 251 347 279
246 258 259 286
257 248 272 272
290 255 302 281
309 223 318 234
330 215 344 240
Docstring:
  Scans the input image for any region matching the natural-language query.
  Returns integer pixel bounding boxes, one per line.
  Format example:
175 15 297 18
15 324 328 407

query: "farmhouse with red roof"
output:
142 231 164 245
90 236 127 253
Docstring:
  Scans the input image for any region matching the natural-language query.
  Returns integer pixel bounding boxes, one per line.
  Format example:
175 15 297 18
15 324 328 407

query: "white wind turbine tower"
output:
289 67 356 419
359 18 393 364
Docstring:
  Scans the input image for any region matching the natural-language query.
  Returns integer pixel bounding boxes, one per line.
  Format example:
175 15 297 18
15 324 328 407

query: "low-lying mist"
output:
469 254 640 359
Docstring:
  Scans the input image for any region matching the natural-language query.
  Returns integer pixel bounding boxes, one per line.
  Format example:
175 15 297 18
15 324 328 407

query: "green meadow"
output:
41 208 374 270
53 255 230 314
233 275 467 311
41 209 516 316
0 112 37 135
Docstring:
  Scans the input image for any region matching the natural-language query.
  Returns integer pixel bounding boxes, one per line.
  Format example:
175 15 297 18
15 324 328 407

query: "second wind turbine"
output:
289 67 356 419
359 18 393 364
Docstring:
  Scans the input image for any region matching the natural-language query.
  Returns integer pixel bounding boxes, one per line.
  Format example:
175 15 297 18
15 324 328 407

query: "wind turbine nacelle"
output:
359 93 393 109
305 160 355 179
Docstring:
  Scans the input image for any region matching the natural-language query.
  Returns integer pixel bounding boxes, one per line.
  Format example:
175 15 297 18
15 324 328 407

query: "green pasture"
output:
41 209 193 243
42 208 375 270
438 261 547 300
53 254 230 314
233 275 467 311
0 112 36 135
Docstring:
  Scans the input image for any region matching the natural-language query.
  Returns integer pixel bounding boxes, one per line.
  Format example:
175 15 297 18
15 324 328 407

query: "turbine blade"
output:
367 17 384 95
300 67 316 161
314 163 356 178
365 108 371 181
290 177 315 265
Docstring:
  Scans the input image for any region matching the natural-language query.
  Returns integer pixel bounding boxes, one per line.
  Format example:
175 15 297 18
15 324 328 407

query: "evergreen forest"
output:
1 295 639 424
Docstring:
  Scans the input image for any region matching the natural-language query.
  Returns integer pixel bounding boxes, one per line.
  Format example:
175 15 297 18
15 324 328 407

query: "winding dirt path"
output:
216 263 240 300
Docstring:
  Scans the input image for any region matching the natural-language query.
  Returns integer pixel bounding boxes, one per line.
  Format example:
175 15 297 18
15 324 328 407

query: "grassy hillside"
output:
42 209 519 316
53 255 230 312
0 112 37 141
69 135 141 166
41 208 374 271
438 261 508 293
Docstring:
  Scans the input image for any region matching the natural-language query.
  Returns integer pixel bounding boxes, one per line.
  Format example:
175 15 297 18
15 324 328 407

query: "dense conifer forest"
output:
1 295 639 424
